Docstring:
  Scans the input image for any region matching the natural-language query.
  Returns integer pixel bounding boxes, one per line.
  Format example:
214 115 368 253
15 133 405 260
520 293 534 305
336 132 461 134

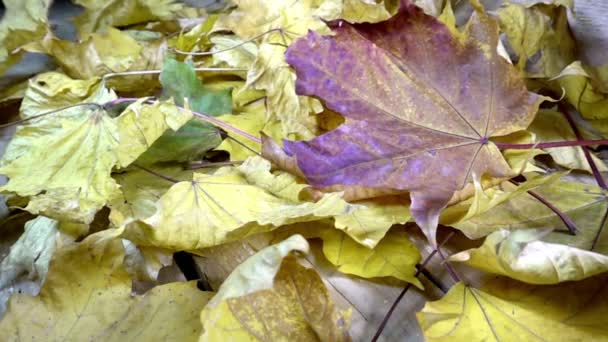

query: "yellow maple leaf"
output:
0 231 213 341
320 227 422 287
26 28 166 92
0 75 191 224
498 2 575 78
417 277 608 341
121 162 356 250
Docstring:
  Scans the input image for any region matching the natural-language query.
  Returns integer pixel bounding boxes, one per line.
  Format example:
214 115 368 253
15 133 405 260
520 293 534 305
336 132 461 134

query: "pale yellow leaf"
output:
0 232 213 341
450 229 608 284
320 228 422 287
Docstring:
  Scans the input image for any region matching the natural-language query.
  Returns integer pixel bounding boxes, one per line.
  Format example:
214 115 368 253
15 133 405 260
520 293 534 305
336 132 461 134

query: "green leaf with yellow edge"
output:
498 2 575 78
450 229 608 284
447 176 608 254
528 109 607 172
137 57 231 164
160 57 232 116
121 161 357 250
416 280 606 341
441 172 564 238
72 0 184 35
108 164 194 227
0 0 51 74
551 61 608 119
319 228 422 288
27 27 166 92
0 230 213 340
115 99 193 167
200 235 351 341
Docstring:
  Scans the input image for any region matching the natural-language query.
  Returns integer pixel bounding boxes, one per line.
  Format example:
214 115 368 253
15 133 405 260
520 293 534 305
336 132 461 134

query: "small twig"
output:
371 232 456 342
189 111 262 145
416 264 448 293
509 179 578 235
101 67 248 83
186 160 244 170
436 247 462 283
558 102 608 190
494 139 608 150
101 97 262 146
133 164 179 183
171 28 286 56
0 103 103 128
225 135 262 156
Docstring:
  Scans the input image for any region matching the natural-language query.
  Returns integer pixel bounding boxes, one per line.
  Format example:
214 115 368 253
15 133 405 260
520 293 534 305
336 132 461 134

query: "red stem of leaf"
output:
494 139 608 150
436 245 462 283
371 231 455 342
557 102 608 190
510 180 578 235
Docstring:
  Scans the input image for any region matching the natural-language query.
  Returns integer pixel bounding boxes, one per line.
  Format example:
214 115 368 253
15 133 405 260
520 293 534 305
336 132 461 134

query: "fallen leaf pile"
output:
1 0 608 341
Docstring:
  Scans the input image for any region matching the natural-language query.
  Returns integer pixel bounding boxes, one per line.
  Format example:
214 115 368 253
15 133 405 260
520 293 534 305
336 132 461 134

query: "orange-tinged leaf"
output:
200 235 350 341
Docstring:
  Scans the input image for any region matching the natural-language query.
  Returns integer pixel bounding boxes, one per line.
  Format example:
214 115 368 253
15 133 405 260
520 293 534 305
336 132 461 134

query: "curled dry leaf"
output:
450 229 608 284
200 235 351 341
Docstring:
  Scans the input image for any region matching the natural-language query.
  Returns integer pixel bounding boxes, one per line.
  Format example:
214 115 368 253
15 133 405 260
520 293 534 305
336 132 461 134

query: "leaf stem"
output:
133 164 179 183
102 97 263 145
101 67 248 83
371 232 455 342
558 102 608 190
416 264 448 293
186 160 244 170
171 28 287 56
189 110 262 145
509 179 578 235
0 103 103 128
436 245 462 283
494 139 608 150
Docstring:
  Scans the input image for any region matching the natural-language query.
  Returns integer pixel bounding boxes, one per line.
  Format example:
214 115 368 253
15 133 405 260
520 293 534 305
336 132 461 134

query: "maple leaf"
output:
200 235 351 341
0 231 212 340
136 57 231 164
319 227 422 287
416 277 608 341
280 0 544 245
449 229 608 284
